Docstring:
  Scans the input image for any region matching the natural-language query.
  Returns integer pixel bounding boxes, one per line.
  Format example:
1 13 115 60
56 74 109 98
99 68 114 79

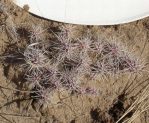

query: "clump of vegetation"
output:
22 24 144 106
90 40 145 79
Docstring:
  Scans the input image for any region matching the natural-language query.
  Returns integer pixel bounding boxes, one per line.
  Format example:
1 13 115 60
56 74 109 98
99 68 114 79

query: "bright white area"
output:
14 0 149 25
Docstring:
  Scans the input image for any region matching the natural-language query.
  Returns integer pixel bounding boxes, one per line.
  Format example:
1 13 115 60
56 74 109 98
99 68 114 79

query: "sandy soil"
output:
0 0 149 123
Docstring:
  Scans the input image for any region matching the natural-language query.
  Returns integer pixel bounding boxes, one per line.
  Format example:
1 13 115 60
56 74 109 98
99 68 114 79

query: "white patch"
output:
14 0 149 25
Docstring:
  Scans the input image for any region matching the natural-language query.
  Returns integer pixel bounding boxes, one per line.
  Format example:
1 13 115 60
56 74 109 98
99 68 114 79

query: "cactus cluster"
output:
23 25 144 105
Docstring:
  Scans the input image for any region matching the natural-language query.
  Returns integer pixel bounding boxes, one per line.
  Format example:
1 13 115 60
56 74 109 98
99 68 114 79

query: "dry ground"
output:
0 0 149 123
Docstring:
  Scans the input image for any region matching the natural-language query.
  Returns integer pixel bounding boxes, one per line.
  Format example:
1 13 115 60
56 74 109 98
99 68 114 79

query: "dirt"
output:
0 0 149 123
